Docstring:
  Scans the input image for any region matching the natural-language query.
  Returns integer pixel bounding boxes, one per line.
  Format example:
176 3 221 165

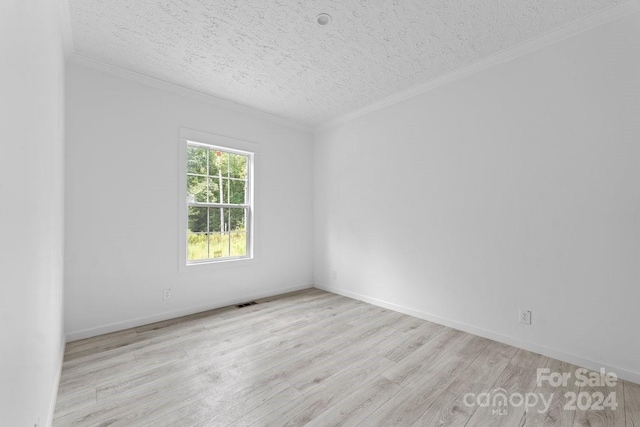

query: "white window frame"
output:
178 128 258 271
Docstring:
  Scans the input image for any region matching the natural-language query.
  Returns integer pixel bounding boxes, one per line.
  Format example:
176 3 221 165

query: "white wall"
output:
314 12 640 382
0 1 66 426
65 63 314 339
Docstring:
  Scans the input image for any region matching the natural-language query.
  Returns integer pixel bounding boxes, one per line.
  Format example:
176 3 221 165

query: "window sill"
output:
179 256 256 273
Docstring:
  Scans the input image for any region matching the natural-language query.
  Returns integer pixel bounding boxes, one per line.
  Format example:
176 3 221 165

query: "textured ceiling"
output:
69 0 623 126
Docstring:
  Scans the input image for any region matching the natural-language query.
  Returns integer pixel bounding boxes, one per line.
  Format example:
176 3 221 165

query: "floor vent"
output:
237 301 258 308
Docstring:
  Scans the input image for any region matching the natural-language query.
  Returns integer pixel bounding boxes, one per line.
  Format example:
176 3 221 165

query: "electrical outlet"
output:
163 288 171 300
519 309 532 325
331 271 337 281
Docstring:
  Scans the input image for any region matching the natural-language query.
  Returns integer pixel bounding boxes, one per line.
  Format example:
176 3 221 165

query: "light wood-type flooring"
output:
55 289 640 426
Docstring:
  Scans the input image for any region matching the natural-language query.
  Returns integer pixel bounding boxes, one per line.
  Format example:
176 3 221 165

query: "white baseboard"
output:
315 283 640 385
65 284 313 342
45 336 65 427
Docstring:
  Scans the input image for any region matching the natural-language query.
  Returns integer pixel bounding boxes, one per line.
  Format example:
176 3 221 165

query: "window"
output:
179 129 256 267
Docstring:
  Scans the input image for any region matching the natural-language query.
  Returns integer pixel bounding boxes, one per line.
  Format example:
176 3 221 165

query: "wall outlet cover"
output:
520 309 532 325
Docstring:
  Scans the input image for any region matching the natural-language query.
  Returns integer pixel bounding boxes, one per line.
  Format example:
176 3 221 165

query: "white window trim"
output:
178 128 258 272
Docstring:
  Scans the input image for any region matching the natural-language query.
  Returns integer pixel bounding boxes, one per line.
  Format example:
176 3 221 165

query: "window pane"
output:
208 207 223 233
210 208 229 258
188 207 208 233
228 179 246 204
187 146 207 175
229 208 247 257
220 178 229 204
187 233 208 261
229 207 246 232
219 178 246 204
231 231 247 257
207 177 221 203
208 149 220 176
208 232 229 259
220 151 230 177
187 175 207 203
209 150 229 177
229 153 248 179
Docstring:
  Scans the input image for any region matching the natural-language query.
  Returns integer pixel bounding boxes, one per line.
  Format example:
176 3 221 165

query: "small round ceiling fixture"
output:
316 13 332 26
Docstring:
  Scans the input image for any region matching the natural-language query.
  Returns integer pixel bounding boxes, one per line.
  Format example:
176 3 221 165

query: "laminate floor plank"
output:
136 342 329 427
358 348 479 426
61 348 188 391
197 385 301 427
465 348 548 426
379 327 465 387
252 288 322 304
53 388 97 419
573 371 625 427
625 380 640 427
320 310 410 355
201 295 344 338
235 354 395 427
133 305 237 334
305 375 402 427
95 357 234 401
410 345 512 426
54 369 235 426
62 323 218 368
60 352 136 383
373 321 446 363
287 328 396 395
63 332 148 362
218 291 341 320
55 362 237 426
519 358 581 427
99 293 339 364
184 303 364 378
59 350 192 397
186 319 350 373
152 382 299 427
390 315 434 334
64 329 139 357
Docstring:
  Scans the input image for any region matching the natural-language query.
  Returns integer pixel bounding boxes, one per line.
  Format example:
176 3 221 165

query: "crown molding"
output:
58 0 73 58
315 0 640 132
67 53 312 132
